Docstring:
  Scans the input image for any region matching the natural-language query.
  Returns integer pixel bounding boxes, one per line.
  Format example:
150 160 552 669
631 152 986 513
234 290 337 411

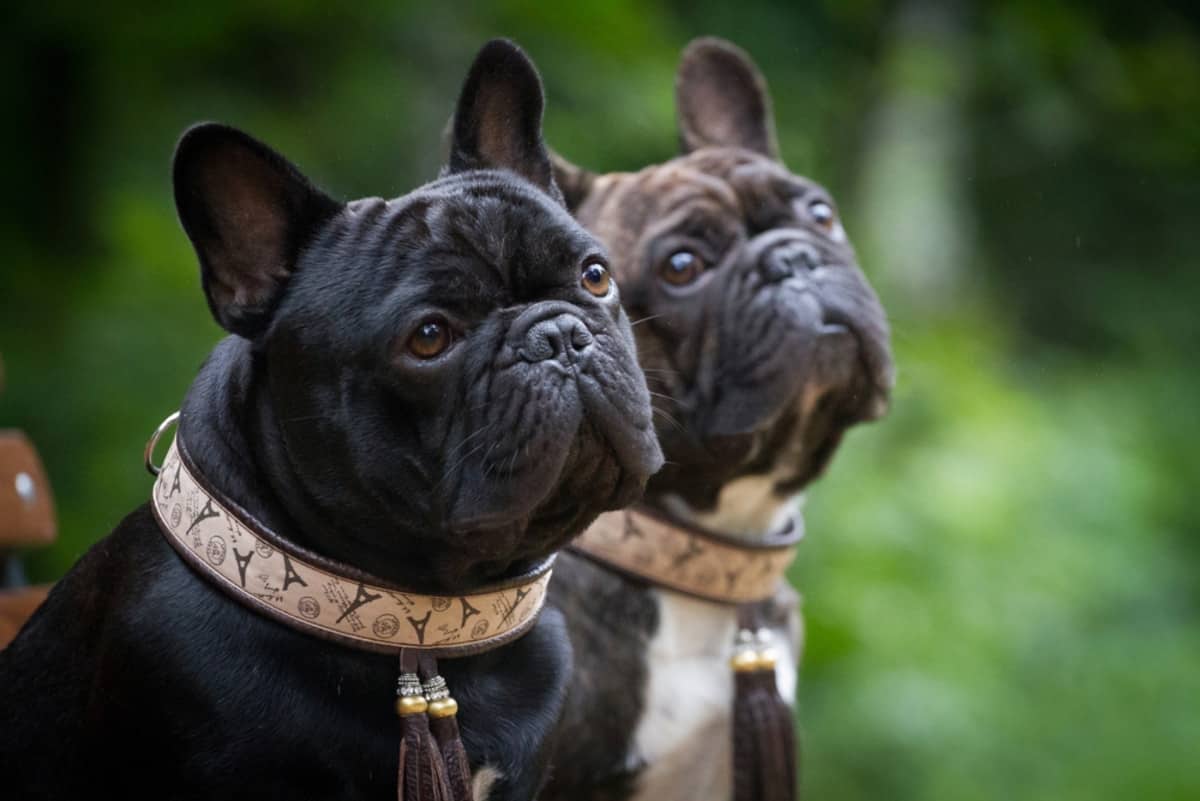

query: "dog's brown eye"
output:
808 200 836 230
662 250 705 286
408 318 452 359
581 261 612 296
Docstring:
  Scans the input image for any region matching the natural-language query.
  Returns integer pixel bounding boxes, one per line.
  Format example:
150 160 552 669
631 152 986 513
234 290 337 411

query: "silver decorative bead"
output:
421 674 450 701
396 672 423 698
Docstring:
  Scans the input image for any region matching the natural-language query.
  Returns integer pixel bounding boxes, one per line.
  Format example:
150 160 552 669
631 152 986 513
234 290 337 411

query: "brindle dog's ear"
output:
447 39 562 203
550 150 597 212
676 37 780 159
173 123 341 338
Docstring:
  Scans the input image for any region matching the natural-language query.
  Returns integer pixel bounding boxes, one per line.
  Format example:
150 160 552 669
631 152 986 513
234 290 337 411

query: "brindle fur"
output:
544 38 893 801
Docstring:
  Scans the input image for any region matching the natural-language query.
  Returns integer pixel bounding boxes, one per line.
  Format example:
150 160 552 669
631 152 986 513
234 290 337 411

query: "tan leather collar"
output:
570 506 802 604
151 437 552 657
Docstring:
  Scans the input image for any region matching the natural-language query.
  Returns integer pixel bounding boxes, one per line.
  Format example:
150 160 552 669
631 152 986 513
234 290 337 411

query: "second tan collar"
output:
571 506 801 604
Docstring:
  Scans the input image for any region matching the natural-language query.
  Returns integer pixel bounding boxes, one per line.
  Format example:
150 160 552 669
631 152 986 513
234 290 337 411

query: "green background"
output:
2 1 1197 799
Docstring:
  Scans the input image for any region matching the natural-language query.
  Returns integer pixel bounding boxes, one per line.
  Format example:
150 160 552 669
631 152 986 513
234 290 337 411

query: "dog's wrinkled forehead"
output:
647 150 837 233
332 172 601 304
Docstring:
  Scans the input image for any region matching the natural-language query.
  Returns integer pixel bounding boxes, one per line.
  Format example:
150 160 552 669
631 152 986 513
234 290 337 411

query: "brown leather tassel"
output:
420 656 474 801
397 653 454 801
731 618 798 801
428 707 473 801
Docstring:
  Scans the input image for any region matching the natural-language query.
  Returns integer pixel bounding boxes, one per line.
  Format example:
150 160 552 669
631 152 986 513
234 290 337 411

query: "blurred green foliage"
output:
2 1 1197 799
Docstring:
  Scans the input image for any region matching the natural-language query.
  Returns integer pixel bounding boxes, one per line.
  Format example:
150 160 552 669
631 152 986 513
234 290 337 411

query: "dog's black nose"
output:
522 314 594 363
761 241 820 283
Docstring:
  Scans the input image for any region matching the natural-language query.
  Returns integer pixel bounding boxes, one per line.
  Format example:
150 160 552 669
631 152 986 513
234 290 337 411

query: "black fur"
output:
0 39 661 801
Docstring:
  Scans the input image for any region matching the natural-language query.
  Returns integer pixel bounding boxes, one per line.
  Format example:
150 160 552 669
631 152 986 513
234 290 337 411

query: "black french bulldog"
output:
0 40 661 801
543 38 893 801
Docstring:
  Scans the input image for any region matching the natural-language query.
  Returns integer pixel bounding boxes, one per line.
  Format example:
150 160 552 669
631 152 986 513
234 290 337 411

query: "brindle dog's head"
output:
173 41 662 590
555 38 893 533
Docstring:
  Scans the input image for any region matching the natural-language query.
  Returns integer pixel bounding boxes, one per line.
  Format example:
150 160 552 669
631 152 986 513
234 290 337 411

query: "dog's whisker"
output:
505 443 521 479
443 423 496 464
630 314 663 328
436 423 496 475
651 406 686 433
480 439 505 481
434 434 496 493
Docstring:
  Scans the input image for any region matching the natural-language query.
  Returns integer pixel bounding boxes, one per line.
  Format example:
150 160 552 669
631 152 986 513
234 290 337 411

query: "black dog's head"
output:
554 38 893 532
173 40 662 589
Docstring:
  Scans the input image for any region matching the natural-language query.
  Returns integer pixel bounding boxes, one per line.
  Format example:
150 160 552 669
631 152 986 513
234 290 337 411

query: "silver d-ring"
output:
144 411 181 476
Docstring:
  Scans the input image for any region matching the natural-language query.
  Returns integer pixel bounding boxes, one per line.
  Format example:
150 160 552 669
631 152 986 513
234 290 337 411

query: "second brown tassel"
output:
422 671 473 801
731 625 797 801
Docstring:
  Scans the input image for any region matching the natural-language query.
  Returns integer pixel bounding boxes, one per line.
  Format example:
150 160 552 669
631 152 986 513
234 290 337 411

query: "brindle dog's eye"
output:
408 317 452 359
581 261 612 297
808 200 836 230
661 250 705 287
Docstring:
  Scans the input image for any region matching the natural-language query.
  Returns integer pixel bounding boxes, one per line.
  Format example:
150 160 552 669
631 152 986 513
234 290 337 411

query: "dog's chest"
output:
629 589 800 801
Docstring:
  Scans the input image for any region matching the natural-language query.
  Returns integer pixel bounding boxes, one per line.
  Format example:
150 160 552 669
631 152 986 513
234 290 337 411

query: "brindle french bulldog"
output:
0 40 661 801
543 38 893 801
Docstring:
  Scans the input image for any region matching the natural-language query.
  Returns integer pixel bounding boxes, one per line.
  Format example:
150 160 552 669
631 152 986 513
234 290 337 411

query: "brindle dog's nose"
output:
522 314 594 363
761 240 821 283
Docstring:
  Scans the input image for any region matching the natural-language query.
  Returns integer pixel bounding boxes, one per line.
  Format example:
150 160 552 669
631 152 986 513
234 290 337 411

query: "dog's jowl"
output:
0 40 661 801
544 38 894 801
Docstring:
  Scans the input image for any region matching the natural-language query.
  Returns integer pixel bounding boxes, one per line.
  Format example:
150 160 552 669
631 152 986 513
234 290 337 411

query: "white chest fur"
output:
472 765 502 801
629 589 801 801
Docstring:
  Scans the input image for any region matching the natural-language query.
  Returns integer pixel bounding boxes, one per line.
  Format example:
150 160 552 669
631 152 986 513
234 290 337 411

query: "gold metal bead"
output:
395 695 429 716
731 650 761 673
427 697 459 719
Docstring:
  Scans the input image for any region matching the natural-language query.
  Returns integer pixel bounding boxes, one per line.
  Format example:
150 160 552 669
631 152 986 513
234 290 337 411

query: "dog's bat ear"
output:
675 37 780 159
447 39 563 204
549 150 596 212
173 123 341 338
